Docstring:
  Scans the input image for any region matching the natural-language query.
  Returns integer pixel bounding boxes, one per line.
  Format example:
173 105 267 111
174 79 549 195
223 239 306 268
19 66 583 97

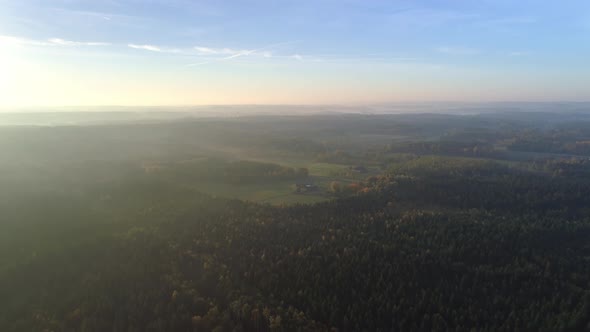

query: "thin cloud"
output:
187 61 211 67
194 46 260 59
128 44 181 53
0 35 110 47
48 38 110 46
0 35 50 46
194 46 244 55
193 41 293 60
193 46 218 54
128 43 278 60
223 50 256 59
128 44 162 52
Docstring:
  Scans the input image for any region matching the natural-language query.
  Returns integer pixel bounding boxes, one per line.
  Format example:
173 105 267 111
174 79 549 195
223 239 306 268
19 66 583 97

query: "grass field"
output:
185 176 330 205
177 158 375 205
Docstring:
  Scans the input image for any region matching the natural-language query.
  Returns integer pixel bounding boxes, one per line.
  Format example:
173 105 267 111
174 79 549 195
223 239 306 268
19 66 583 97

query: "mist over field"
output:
2 102 590 126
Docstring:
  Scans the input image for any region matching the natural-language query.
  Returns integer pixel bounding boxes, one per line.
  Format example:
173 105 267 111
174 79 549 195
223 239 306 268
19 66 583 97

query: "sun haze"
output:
1 0 589 108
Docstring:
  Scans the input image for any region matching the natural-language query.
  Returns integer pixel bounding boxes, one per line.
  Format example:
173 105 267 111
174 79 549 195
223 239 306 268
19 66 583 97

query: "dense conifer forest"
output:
1 112 590 331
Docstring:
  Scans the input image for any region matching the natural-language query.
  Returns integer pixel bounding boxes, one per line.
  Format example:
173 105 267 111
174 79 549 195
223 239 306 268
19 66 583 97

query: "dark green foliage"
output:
389 140 501 158
2 157 590 331
508 127 590 156
3 113 590 331
156 158 309 184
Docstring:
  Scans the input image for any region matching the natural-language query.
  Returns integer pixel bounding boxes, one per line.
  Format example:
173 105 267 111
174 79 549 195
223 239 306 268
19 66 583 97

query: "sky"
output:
0 0 589 108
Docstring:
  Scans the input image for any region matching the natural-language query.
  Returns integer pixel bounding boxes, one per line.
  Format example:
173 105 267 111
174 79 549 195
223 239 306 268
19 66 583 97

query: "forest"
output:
1 111 590 331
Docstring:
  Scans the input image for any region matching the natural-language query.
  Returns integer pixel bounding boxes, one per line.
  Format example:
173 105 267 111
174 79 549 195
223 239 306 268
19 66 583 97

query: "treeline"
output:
388 141 501 158
268 138 327 156
508 128 590 156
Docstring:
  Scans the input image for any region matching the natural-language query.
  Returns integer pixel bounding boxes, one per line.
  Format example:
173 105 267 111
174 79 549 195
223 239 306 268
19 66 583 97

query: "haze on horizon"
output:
1 0 590 109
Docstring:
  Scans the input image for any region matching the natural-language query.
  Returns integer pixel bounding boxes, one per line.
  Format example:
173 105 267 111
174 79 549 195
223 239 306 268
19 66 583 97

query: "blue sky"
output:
1 0 589 107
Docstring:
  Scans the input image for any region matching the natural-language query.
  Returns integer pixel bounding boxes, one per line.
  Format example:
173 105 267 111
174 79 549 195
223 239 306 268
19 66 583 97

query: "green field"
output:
181 162 376 205
187 179 331 205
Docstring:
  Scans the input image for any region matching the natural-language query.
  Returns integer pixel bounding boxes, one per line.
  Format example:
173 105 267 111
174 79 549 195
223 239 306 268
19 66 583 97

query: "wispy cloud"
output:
128 43 181 53
223 50 256 59
187 61 211 67
128 44 162 52
1 34 416 67
48 38 110 46
125 41 288 62
0 35 110 47
194 46 241 55
185 42 297 66
436 46 481 55
291 54 303 61
0 35 49 46
194 46 273 59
